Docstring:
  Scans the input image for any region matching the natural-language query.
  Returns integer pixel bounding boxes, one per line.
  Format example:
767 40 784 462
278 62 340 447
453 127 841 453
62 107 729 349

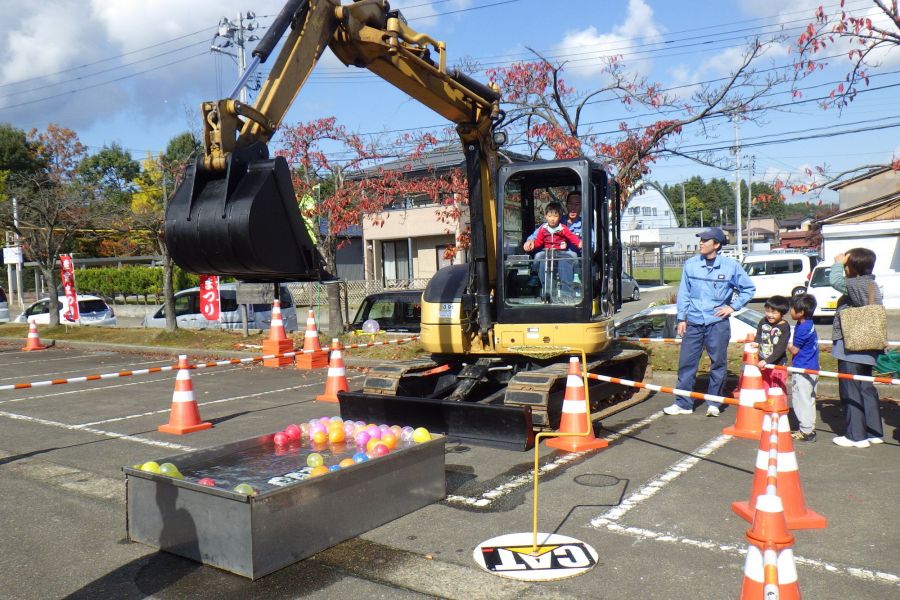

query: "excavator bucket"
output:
338 391 536 451
164 142 330 282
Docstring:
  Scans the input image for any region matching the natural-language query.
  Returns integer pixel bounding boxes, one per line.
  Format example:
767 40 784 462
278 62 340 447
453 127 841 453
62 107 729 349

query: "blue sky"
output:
2 0 897 204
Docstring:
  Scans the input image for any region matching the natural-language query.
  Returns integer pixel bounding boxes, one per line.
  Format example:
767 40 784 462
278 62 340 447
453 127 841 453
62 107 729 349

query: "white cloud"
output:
552 0 664 79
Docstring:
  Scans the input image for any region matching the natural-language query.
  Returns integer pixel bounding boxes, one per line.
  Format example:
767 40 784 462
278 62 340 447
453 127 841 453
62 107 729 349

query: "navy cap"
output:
696 227 727 243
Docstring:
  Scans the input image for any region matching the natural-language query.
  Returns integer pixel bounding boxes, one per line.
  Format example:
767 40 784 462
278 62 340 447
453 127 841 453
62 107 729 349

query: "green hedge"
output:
74 266 199 299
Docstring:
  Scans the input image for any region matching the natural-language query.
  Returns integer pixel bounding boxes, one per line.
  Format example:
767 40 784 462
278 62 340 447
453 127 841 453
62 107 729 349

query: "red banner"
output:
59 254 79 322
199 275 220 321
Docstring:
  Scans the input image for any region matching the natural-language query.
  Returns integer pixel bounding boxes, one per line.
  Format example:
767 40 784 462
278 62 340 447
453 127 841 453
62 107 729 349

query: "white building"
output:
622 181 680 230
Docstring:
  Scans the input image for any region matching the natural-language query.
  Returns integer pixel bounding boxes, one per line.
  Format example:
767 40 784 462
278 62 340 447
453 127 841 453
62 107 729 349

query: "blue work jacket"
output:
676 254 755 325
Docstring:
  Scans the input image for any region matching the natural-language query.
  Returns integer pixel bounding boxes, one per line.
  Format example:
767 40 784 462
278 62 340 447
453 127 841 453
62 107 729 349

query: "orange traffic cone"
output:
263 300 294 367
723 343 766 440
546 357 607 452
22 321 48 351
733 388 827 529
739 542 801 600
296 309 328 369
316 339 349 403
158 355 212 435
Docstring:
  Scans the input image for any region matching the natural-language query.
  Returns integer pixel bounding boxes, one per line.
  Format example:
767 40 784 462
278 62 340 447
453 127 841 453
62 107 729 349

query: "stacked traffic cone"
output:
546 357 608 452
158 355 212 435
22 321 48 351
739 542 801 600
732 387 827 529
296 309 329 369
723 343 766 440
316 339 349 403
263 300 294 367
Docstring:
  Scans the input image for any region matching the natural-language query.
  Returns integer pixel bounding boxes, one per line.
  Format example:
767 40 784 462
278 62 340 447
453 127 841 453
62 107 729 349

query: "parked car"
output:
142 283 298 331
741 252 819 300
804 264 841 322
615 303 763 342
14 294 117 326
0 287 8 323
348 290 423 333
620 273 640 302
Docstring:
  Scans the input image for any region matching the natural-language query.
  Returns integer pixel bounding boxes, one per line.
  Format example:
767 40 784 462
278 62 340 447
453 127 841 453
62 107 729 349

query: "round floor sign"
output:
473 532 598 581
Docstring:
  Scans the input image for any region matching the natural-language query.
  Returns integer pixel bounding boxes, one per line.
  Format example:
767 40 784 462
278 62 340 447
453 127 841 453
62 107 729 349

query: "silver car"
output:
621 272 640 302
142 283 298 331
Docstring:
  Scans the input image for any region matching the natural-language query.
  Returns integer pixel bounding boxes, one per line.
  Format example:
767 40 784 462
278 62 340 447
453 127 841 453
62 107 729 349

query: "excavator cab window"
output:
500 166 586 307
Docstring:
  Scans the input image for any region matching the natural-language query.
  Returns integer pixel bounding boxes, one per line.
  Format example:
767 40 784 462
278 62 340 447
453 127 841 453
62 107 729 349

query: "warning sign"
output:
473 532 598 581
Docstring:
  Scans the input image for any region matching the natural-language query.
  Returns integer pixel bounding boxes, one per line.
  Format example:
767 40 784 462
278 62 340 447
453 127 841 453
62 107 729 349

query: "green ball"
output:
306 452 324 468
233 483 256 496
140 461 161 474
159 463 184 479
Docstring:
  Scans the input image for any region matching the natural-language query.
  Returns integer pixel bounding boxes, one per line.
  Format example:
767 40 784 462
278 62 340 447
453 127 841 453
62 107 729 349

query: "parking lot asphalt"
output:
0 330 897 600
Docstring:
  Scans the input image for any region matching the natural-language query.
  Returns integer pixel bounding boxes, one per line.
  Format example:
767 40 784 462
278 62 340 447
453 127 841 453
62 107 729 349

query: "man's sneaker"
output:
867 437 884 444
832 435 870 448
706 405 720 417
792 430 816 442
663 404 692 415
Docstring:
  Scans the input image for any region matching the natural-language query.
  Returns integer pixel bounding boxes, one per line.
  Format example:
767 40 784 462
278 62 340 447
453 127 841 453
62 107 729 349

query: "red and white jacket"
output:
532 223 580 252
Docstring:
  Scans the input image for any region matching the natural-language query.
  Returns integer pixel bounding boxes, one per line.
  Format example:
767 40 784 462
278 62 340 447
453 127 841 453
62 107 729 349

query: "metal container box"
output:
125 434 445 579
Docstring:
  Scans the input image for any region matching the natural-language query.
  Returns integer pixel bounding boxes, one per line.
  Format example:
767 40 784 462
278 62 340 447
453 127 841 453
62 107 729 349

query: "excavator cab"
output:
164 142 330 282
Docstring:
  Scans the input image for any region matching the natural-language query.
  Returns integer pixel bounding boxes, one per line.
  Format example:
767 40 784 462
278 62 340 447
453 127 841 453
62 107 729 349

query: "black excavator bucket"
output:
338 391 536 451
164 142 330 282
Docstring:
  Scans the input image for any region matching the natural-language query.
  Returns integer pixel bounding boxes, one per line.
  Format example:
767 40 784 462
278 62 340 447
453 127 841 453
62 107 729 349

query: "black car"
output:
349 290 423 333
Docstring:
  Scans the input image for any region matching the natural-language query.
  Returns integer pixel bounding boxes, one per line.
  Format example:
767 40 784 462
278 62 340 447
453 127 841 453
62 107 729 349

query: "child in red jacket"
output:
527 202 582 300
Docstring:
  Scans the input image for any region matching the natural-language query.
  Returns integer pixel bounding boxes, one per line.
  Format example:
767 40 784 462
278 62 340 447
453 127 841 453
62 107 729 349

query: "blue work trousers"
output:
674 319 731 410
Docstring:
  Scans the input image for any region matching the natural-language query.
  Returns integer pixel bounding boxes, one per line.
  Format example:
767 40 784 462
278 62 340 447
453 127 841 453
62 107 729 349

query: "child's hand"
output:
757 359 767 369
560 241 567 250
577 241 583 249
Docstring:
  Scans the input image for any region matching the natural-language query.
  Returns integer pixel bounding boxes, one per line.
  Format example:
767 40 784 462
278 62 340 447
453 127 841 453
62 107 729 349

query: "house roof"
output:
816 191 900 224
352 144 531 179
827 166 893 190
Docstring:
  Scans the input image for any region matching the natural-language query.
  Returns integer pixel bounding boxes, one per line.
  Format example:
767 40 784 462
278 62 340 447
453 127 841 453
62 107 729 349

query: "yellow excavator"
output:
165 0 648 450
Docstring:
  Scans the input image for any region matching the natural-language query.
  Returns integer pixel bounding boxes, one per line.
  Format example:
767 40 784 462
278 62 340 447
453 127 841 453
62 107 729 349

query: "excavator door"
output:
164 142 330 282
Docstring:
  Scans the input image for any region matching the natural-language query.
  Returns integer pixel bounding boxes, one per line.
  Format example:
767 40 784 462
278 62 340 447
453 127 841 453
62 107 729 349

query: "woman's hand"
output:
834 252 847 265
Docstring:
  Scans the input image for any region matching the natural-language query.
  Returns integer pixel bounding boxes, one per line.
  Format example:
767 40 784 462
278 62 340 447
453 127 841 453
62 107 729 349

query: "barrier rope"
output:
581 371 739 407
762 363 900 386
0 336 421 392
617 336 900 347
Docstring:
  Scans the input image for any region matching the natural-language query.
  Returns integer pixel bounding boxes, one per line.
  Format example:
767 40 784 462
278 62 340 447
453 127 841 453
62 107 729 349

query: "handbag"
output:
839 282 887 352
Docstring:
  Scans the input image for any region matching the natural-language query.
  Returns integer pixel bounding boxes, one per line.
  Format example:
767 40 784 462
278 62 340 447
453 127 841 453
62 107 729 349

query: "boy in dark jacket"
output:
756 295 790 393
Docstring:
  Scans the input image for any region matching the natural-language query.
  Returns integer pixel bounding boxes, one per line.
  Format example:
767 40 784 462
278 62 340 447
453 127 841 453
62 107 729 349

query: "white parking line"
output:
0 410 195 451
446 410 666 508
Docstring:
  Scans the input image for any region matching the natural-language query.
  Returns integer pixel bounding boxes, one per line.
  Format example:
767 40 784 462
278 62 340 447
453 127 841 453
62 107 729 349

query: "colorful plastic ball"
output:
390 425 403 437
310 422 327 435
400 426 415 442
311 430 328 445
339 458 356 468
362 319 380 334
309 465 329 477
328 464 342 472
319 417 331 425
380 432 397 449
355 431 371 447
284 424 302 441
328 429 346 444
330 415 343 423
233 483 256 495
371 443 390 457
352 452 369 463
412 427 432 443
306 453 324 468
140 461 161 474
300 423 310 435
379 424 392 436
366 425 382 439
159 462 184 479
273 432 290 447
366 438 382 454
197 477 216 487
343 421 356 436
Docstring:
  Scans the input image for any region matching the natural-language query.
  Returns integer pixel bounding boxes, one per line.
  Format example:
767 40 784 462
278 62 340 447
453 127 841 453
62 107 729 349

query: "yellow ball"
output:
307 452 324 468
140 461 161 474
339 458 356 468
412 427 432 443
159 463 184 479
309 465 329 477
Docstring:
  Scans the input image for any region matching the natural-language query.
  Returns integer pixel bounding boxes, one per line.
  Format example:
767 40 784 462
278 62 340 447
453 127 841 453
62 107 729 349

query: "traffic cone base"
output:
546 359 608 452
298 309 324 370
316 339 349 403
22 322 48 352
296 350 329 369
158 356 212 435
263 338 294 367
723 353 766 439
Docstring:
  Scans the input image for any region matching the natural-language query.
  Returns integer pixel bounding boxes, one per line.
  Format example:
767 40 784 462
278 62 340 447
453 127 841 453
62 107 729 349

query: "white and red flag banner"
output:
59 254 79 322
199 275 220 321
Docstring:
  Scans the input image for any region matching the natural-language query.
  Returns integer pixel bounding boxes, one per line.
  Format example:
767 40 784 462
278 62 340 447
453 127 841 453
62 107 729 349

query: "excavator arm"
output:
166 0 503 319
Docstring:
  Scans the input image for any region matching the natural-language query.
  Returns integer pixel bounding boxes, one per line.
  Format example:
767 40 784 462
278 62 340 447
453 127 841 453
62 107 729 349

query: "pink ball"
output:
273 432 289 446
371 443 390 457
284 424 302 441
310 422 327 435
343 421 356 436
197 477 216 487
355 431 371 447
366 425 382 439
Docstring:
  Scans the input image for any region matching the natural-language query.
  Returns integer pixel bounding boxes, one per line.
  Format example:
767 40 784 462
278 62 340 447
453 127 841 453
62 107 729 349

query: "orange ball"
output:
381 432 397 449
366 438 381 454
339 458 356 468
309 465 329 477
312 430 328 445
328 428 345 444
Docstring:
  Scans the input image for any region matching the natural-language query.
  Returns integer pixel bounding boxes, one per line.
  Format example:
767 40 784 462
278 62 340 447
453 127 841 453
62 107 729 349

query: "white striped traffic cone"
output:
723 343 766 440
22 321 48 351
545 357 607 452
316 339 349 403
158 355 212 435
263 300 294 367
297 309 328 369
739 543 801 600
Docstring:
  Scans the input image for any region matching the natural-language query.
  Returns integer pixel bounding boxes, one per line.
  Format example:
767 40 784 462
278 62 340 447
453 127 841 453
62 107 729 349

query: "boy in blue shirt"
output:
788 294 819 442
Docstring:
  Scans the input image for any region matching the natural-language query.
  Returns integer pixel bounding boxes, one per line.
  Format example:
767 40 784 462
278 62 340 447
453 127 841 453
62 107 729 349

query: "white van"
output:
741 252 819 300
142 283 298 331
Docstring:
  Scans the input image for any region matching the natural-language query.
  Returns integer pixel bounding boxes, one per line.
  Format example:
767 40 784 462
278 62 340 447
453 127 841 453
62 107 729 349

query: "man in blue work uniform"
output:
664 227 756 416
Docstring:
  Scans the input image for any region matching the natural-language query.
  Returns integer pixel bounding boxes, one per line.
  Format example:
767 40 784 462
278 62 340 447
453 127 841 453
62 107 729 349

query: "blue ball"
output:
352 452 369 463
329 464 342 472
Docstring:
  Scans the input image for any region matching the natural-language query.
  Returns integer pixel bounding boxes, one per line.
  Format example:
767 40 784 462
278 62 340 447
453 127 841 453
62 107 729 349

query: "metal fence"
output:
285 278 431 308
628 251 693 269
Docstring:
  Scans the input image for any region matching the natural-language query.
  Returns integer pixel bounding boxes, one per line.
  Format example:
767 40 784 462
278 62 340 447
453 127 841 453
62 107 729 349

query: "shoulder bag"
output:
839 282 887 352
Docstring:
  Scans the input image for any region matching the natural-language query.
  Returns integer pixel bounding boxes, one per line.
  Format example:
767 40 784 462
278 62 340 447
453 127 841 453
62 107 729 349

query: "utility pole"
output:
211 12 260 104
746 155 756 251
732 118 743 259
680 182 687 227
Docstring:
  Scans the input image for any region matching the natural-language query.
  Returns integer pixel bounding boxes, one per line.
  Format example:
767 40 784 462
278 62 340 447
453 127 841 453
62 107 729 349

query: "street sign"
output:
3 247 23 265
